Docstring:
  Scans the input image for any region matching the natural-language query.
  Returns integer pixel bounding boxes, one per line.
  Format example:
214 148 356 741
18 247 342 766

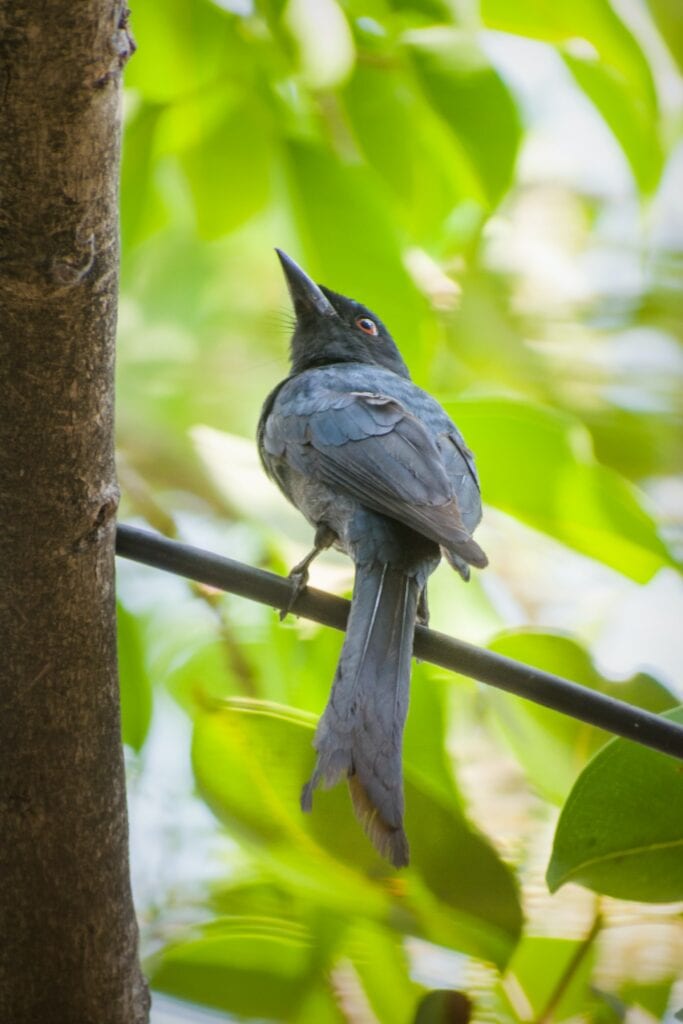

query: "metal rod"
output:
115 524 683 761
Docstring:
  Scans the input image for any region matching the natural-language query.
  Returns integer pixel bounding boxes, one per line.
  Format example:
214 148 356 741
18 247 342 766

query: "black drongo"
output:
258 250 487 867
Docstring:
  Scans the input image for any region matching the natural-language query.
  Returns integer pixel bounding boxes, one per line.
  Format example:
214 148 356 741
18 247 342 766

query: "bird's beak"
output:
275 249 338 319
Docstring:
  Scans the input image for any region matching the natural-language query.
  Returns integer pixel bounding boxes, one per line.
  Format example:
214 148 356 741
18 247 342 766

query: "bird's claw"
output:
416 588 430 627
279 567 309 620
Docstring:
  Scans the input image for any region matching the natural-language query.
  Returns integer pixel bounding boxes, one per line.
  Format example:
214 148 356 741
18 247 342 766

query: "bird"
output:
258 250 487 867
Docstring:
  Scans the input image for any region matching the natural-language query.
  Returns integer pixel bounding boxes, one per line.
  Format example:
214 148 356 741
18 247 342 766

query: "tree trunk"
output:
0 2 149 1021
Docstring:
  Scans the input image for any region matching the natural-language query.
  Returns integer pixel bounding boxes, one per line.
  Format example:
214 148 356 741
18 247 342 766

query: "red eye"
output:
356 316 378 336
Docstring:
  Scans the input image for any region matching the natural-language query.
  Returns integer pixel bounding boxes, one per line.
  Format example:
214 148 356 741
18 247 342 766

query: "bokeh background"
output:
115 1 683 1020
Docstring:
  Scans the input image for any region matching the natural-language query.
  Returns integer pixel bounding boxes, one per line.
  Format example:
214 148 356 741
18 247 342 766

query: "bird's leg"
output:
280 524 336 620
416 586 430 627
414 587 430 664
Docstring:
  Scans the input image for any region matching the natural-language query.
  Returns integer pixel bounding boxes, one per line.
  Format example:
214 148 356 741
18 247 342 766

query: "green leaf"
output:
646 0 683 72
147 915 342 1021
181 97 274 240
403 671 522 949
342 60 487 243
450 397 675 581
485 630 677 803
283 0 355 89
192 696 522 966
547 706 683 902
564 54 663 194
502 932 599 1022
620 978 676 1019
347 921 422 1024
407 29 522 205
192 697 403 916
125 0 247 103
116 602 153 752
121 103 169 250
480 0 657 106
480 0 663 193
387 0 454 19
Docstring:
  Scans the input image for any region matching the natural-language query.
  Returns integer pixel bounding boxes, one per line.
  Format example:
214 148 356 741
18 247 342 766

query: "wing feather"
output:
267 389 487 568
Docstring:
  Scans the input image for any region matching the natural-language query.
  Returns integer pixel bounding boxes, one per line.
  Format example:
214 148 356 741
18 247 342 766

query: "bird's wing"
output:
436 429 483 536
264 388 487 568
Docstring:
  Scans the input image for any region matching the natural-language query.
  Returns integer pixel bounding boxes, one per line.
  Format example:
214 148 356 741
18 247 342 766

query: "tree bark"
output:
0 2 149 1022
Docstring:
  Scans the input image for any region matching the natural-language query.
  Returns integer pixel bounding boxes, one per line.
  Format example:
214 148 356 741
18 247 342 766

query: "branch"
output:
116 525 683 762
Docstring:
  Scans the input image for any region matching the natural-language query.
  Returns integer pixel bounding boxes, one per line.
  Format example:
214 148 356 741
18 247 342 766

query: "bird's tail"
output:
301 561 419 867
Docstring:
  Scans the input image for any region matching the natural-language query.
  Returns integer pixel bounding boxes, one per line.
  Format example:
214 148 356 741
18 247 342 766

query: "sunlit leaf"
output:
121 103 169 250
147 915 342 1020
485 629 677 803
620 977 676 1019
284 0 355 88
502 932 599 1022
343 57 488 243
347 921 422 1023
125 0 246 103
117 602 153 752
406 29 522 205
480 0 657 107
547 706 683 902
181 97 274 239
449 398 675 581
192 696 522 965
481 0 662 193
564 54 663 194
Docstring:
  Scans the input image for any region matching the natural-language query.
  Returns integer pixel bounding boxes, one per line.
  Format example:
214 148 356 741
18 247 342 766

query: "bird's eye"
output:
356 316 378 336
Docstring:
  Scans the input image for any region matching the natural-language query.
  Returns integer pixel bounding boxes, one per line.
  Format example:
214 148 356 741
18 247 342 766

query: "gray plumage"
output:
258 251 487 866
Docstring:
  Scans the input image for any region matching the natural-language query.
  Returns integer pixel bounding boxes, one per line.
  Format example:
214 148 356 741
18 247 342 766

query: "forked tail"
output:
301 561 419 867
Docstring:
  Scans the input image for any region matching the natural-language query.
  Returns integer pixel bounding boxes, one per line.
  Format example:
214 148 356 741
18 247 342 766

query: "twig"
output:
535 912 602 1024
115 525 683 761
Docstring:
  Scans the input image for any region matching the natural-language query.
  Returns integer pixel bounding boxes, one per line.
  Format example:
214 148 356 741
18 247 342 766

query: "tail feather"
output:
301 562 418 868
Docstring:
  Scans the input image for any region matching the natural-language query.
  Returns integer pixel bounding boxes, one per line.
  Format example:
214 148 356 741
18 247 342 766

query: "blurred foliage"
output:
116 0 683 1020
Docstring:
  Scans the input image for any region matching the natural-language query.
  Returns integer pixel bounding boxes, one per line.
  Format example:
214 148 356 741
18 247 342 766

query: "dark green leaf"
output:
547 706 683 902
414 990 472 1024
646 0 683 71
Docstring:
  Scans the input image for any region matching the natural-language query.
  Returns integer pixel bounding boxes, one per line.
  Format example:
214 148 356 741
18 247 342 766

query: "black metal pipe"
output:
115 524 683 761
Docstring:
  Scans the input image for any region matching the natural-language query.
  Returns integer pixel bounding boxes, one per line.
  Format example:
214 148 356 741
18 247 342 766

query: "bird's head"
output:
276 249 411 379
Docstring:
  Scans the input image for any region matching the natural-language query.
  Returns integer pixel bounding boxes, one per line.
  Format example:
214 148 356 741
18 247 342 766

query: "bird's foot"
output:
279 525 336 621
280 564 310 621
417 587 430 627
